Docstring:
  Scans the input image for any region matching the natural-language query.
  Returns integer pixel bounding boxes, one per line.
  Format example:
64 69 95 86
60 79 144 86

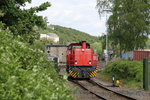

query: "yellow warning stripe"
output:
89 72 93 77
92 71 95 76
69 69 79 78
91 72 95 77
70 70 73 75
73 72 77 77
93 71 96 74
90 72 93 77
69 68 97 78
88 70 97 78
75 72 79 78
87 72 89 77
89 72 91 77
74 72 78 77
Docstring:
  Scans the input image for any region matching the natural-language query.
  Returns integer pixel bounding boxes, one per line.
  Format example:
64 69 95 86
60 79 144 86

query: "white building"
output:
40 33 59 43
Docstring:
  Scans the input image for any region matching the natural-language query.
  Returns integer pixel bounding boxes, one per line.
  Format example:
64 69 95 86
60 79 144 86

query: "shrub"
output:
0 29 72 100
101 60 143 82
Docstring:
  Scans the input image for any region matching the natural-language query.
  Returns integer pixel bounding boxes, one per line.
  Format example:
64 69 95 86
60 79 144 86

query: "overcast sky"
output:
26 0 107 36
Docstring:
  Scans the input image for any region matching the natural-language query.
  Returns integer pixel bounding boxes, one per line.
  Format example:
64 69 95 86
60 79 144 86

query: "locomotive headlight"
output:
75 60 77 64
89 60 91 64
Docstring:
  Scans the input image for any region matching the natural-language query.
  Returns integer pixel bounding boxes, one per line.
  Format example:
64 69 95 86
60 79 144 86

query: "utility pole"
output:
106 29 108 65
103 9 111 65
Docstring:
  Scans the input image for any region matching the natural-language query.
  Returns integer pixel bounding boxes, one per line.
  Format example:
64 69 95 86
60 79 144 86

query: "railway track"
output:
69 78 136 100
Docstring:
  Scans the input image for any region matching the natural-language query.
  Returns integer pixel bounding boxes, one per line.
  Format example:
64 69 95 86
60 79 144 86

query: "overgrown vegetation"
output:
100 60 143 89
0 24 72 100
32 39 53 52
0 0 72 99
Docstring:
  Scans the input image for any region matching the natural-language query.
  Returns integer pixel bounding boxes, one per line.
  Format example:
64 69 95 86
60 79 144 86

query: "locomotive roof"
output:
67 42 90 47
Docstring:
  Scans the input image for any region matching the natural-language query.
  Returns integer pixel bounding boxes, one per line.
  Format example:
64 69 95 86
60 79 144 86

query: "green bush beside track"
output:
101 60 143 89
0 29 72 100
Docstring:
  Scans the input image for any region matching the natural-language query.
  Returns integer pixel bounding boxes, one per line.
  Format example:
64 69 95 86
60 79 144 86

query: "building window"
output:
47 51 50 54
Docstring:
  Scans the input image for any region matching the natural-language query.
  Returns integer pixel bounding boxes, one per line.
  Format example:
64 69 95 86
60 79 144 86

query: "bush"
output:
101 60 143 82
32 40 46 51
0 29 72 100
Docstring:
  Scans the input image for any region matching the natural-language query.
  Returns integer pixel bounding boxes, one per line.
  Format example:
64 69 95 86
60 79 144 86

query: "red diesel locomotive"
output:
66 41 97 78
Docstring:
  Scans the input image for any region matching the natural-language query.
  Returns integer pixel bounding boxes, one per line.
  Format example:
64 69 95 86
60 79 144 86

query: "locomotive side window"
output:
86 45 90 49
68 46 72 50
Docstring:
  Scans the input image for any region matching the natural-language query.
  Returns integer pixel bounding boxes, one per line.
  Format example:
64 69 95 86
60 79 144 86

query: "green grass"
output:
100 59 143 89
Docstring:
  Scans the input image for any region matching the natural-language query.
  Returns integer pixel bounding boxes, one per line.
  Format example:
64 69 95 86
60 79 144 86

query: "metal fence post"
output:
148 59 150 89
143 58 149 90
54 57 59 73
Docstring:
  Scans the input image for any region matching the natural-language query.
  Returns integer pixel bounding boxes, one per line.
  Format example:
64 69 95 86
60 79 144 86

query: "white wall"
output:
40 34 59 43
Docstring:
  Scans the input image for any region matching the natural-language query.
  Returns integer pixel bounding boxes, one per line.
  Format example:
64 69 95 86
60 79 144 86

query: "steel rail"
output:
69 79 107 100
69 78 137 100
87 79 137 100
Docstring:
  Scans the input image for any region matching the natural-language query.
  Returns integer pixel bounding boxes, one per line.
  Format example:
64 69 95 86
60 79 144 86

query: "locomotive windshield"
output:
72 46 82 49
68 45 81 50
68 44 90 50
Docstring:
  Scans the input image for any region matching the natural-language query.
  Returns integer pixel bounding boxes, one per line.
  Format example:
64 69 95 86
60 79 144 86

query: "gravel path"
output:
67 81 101 100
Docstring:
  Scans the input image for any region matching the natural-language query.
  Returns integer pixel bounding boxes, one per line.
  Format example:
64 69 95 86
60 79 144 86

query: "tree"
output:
0 0 51 44
145 39 150 49
96 0 150 55
91 42 102 54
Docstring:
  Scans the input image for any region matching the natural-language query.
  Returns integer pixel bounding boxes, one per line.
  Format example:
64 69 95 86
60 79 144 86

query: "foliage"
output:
101 60 143 82
0 1 72 99
0 0 51 44
31 39 53 52
49 25 100 44
91 42 102 54
145 39 150 49
96 0 150 54
31 40 46 51
0 28 72 100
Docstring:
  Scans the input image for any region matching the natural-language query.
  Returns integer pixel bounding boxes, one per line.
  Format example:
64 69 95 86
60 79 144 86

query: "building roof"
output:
46 44 67 47
47 33 58 37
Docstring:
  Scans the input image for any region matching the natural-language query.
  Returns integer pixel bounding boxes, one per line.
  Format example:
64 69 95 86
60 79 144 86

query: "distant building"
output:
122 50 150 61
46 44 67 64
48 25 54 30
40 33 59 43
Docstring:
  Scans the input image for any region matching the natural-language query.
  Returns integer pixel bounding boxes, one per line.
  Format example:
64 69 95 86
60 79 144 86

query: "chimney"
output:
82 41 86 49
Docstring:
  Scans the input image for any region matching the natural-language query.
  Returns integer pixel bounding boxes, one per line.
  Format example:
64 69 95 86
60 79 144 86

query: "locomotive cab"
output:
66 41 97 78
